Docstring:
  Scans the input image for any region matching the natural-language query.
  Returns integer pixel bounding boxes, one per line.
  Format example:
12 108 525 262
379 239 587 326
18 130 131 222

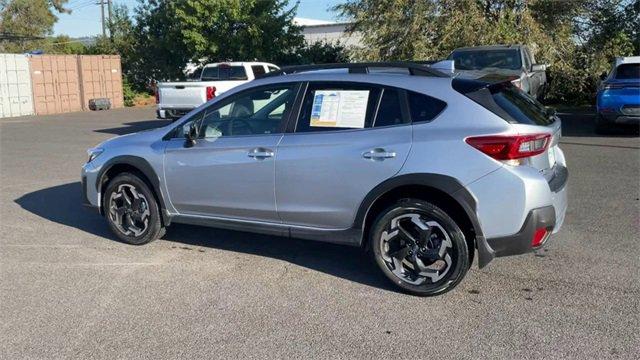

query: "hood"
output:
97 125 170 149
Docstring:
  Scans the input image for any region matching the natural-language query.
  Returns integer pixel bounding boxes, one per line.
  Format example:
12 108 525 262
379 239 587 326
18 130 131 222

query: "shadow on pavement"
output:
95 119 172 135
558 111 639 138
15 182 392 291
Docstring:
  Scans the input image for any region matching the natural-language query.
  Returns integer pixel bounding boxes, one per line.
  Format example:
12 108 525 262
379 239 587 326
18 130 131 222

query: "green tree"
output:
43 34 86 54
335 0 638 103
286 40 350 65
124 0 304 88
0 0 68 53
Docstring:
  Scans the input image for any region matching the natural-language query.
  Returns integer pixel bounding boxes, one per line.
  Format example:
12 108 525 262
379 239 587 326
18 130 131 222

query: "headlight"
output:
87 147 104 163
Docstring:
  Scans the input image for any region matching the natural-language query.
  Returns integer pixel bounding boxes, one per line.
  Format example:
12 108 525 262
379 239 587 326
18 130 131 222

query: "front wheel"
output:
370 199 470 296
104 173 165 245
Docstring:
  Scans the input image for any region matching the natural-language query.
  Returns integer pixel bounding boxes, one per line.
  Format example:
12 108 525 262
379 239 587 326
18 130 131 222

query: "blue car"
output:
596 56 640 132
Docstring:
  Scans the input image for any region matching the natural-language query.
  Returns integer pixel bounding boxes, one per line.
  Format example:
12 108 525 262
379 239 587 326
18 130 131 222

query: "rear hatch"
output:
454 79 561 182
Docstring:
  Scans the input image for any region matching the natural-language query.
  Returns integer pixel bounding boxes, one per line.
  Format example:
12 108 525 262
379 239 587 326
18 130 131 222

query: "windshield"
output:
201 65 248 81
615 64 640 80
450 49 522 71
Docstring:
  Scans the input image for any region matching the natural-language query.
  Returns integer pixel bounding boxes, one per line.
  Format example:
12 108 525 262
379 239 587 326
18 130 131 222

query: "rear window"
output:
201 65 248 81
490 84 554 125
615 64 640 80
251 65 266 78
449 49 522 71
453 79 554 126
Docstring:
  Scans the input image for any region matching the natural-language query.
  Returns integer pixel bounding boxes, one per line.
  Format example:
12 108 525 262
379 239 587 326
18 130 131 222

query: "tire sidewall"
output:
370 199 469 296
104 173 162 245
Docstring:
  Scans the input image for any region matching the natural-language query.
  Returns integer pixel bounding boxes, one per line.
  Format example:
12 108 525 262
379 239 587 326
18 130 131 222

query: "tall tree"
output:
128 0 304 86
0 0 69 52
335 0 638 103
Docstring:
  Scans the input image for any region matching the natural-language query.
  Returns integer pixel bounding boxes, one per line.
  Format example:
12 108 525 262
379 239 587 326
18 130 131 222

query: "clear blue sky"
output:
54 0 343 37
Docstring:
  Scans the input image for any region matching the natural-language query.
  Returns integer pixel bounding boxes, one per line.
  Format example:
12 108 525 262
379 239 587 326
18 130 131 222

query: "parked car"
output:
156 62 279 120
595 56 640 133
82 62 568 296
447 45 548 100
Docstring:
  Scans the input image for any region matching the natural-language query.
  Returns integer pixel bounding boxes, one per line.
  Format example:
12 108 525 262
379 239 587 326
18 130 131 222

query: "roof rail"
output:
263 62 449 78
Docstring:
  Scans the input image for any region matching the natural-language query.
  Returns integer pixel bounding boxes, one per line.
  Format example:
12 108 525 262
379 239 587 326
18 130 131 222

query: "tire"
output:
103 172 165 245
369 199 470 296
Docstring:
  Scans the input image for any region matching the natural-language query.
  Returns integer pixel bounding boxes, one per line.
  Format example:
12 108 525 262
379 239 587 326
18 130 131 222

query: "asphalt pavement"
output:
1 107 638 359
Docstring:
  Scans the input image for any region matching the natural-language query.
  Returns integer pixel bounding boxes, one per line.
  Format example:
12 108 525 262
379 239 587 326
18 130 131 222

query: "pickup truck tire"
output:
369 198 469 296
104 173 165 245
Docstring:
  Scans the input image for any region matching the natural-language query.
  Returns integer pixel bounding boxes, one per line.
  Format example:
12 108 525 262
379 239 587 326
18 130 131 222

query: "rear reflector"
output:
465 133 551 160
206 86 216 101
532 228 549 247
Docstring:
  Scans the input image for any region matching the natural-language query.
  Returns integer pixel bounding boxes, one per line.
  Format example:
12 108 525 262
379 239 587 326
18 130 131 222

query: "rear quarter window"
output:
407 91 447 123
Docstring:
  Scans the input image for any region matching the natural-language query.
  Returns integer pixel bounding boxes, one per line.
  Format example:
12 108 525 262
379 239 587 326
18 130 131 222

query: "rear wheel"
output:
370 199 470 296
104 173 165 245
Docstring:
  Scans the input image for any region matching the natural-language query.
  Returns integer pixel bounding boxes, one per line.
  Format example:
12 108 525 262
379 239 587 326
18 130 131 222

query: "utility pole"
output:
99 0 106 37
107 0 112 40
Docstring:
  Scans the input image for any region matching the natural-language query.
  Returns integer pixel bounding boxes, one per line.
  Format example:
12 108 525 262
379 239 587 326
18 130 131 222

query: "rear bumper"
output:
486 206 555 256
484 165 568 257
599 112 640 125
157 108 193 119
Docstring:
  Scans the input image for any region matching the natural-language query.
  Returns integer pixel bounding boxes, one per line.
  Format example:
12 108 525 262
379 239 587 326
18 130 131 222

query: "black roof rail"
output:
264 62 449 78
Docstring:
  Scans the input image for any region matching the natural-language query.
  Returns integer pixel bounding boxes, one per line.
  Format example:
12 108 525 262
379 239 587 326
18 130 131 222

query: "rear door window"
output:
373 88 405 127
201 65 248 81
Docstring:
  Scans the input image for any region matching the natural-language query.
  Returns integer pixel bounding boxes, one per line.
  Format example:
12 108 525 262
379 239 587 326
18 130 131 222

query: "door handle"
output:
363 148 396 160
248 148 274 159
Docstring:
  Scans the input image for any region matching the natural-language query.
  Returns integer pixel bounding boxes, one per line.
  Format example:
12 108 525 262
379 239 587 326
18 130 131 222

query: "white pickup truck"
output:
156 62 279 120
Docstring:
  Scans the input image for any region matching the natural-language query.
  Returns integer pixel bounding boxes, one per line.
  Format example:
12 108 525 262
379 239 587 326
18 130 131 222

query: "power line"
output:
0 33 45 41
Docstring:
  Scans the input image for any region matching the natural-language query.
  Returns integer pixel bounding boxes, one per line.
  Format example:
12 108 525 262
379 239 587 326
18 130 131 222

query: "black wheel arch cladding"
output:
96 155 170 225
353 173 495 268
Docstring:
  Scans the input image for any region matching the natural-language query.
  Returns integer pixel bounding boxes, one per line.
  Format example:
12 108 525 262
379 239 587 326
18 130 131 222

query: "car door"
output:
275 82 412 229
163 82 300 222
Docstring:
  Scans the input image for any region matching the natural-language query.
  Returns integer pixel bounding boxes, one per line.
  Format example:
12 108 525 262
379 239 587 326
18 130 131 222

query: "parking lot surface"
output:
1 107 639 359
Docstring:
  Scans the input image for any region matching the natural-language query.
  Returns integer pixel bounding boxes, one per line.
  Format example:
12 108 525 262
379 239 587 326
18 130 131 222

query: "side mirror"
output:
184 123 199 148
599 72 608 81
531 64 546 72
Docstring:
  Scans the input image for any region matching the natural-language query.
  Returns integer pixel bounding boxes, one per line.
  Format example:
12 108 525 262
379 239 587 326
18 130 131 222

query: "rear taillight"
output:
206 86 216 101
155 89 159 104
465 133 551 160
532 228 549 247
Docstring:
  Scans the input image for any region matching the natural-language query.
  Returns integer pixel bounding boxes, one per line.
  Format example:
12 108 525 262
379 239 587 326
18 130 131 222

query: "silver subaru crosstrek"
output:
82 63 568 296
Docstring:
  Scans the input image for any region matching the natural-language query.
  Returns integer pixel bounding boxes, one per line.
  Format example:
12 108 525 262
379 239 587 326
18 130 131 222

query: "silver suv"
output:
82 63 568 296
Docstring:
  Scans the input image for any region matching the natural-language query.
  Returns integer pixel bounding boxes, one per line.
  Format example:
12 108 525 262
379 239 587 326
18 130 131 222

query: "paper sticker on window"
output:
310 90 369 128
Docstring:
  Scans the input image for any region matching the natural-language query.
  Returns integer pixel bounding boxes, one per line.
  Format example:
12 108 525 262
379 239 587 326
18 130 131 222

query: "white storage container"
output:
0 54 34 118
